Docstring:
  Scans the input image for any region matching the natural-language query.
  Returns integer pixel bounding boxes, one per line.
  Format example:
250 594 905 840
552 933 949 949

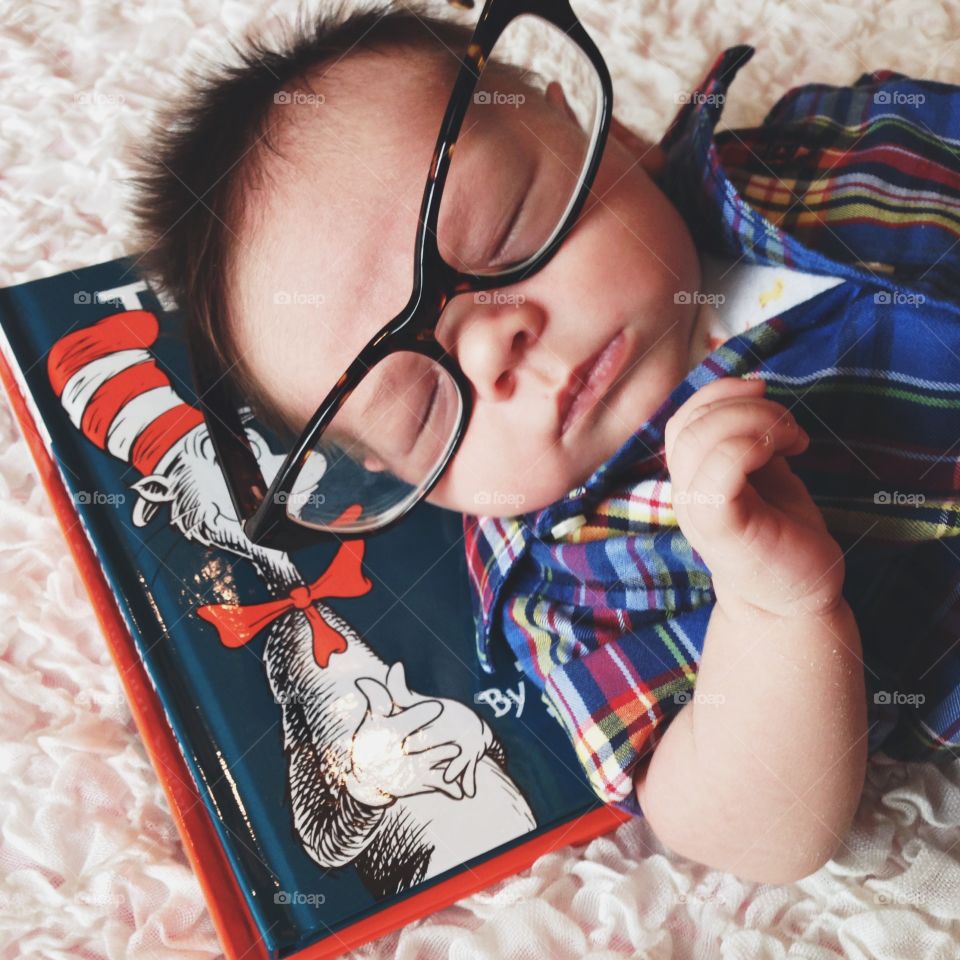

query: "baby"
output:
130 4 960 885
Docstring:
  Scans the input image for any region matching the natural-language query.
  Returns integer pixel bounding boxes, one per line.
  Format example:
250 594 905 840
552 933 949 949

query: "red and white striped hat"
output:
47 310 205 475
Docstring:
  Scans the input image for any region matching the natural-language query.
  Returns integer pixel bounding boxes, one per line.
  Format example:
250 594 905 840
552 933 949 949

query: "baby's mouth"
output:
557 329 630 436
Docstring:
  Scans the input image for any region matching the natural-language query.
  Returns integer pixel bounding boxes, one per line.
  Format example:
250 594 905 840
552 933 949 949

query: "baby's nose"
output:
447 296 552 401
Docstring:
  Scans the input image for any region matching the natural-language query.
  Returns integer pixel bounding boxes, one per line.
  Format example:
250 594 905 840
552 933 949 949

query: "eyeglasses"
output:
191 0 613 551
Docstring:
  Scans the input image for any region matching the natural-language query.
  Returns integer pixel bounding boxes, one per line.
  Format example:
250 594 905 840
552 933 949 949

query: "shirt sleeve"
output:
506 600 715 815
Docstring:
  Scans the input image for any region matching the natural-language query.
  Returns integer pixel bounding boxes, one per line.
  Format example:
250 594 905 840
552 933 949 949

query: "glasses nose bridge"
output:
427 277 497 360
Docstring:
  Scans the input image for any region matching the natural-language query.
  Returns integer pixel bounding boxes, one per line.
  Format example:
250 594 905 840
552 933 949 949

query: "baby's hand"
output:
664 377 844 619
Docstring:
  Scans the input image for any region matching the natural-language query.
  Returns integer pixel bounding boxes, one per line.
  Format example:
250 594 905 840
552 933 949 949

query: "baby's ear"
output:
545 80 579 126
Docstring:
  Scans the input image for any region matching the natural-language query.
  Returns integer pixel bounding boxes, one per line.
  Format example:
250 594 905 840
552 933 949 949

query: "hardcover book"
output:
0 257 628 960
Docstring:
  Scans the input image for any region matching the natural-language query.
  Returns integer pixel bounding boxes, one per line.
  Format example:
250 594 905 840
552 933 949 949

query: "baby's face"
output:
232 46 700 518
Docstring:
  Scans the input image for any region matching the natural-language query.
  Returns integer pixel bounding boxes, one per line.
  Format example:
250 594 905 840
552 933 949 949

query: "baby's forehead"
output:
231 51 457 409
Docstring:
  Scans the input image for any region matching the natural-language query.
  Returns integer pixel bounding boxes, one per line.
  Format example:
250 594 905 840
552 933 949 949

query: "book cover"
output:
0 257 629 960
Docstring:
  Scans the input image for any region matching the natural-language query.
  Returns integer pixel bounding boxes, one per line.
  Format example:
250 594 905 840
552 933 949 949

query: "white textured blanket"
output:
2 0 960 956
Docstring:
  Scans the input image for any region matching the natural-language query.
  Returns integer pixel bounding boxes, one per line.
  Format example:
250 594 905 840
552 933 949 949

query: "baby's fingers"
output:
665 377 765 466
668 398 806 492
679 432 801 551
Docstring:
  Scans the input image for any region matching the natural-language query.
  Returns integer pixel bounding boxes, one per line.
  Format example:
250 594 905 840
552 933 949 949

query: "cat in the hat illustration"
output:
47 296 536 898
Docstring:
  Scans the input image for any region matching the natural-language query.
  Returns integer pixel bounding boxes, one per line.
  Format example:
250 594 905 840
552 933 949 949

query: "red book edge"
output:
0 342 632 960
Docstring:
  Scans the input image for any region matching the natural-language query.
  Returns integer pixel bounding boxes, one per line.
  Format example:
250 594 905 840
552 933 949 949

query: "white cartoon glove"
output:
345 662 474 805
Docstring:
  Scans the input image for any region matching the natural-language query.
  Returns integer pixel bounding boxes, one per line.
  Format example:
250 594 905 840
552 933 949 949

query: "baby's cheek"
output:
424 439 492 513
599 163 694 275
459 444 523 514
425 430 568 517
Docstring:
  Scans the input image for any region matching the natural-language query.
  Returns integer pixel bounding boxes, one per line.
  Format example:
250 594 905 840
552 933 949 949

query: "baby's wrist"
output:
712 573 848 624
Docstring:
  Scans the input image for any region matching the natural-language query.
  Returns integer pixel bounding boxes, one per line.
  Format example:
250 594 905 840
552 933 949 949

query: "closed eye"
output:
488 194 526 267
413 372 441 444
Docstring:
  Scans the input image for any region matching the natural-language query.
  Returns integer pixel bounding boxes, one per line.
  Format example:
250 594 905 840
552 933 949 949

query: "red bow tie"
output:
196 506 372 668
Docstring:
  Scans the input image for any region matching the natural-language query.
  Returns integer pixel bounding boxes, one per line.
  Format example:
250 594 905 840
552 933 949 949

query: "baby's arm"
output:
634 377 867 884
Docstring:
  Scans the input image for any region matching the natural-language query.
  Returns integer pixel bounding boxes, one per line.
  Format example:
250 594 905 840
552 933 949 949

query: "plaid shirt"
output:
463 45 960 816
